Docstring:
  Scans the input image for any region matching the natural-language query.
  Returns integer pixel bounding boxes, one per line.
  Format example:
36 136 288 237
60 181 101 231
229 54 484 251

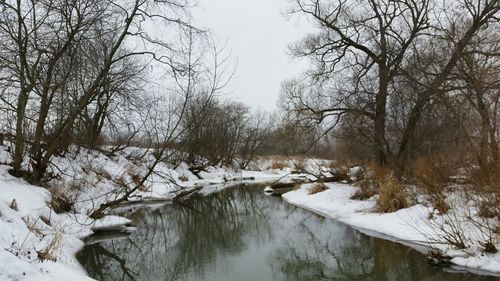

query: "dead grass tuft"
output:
9 199 18 211
351 180 378 200
293 160 306 172
37 232 63 262
40 216 51 226
178 175 189 182
477 196 500 219
308 183 327 195
49 189 74 214
131 173 149 192
350 164 384 200
375 172 410 213
271 160 289 170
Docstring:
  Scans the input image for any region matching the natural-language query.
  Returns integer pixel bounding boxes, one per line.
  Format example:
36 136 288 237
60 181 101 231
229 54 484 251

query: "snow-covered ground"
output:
0 165 121 281
5 143 499 280
0 145 324 281
282 183 500 277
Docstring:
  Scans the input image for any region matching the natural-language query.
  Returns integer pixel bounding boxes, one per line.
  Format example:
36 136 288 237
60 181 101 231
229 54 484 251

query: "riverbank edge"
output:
0 157 312 281
282 183 500 278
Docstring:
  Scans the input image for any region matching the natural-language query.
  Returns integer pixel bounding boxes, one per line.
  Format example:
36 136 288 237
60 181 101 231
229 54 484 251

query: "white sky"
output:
193 0 315 111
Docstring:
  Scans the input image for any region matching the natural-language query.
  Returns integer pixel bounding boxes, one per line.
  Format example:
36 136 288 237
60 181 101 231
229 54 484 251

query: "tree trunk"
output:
30 95 51 168
479 118 490 171
12 90 29 175
374 65 390 166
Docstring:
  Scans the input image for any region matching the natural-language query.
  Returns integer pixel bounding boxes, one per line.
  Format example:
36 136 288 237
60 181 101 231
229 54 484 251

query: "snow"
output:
0 166 94 281
2 143 498 279
0 145 327 281
282 183 500 276
263 186 274 193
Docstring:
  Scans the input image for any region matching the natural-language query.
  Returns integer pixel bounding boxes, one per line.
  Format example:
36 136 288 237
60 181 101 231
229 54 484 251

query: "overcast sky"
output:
193 0 315 111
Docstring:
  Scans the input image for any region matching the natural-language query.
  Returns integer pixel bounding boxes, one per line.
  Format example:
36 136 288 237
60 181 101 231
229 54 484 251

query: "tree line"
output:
282 0 500 178
0 0 291 188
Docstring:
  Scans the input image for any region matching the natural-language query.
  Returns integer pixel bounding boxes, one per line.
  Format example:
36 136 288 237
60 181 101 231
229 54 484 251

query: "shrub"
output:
477 196 500 219
308 183 327 195
375 172 409 213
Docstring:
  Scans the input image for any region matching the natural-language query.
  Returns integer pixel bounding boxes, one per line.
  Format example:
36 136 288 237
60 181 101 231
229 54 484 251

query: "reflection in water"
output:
77 185 499 281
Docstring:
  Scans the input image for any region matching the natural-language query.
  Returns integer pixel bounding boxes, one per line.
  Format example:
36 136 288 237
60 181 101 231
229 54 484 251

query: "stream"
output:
77 184 500 281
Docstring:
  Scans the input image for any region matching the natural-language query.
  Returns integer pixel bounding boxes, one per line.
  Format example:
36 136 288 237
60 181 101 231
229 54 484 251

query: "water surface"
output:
78 184 500 281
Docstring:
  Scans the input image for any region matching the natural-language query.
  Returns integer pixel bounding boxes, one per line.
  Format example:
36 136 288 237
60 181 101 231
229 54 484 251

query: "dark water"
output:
77 184 500 281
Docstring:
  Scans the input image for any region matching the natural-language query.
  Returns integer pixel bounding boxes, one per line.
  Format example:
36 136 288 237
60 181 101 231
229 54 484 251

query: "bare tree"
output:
397 0 500 166
286 0 500 172
453 30 500 171
237 110 274 169
288 0 430 165
0 0 196 182
89 27 235 218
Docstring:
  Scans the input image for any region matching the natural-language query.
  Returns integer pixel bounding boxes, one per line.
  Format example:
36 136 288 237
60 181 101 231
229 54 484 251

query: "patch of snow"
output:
283 183 500 276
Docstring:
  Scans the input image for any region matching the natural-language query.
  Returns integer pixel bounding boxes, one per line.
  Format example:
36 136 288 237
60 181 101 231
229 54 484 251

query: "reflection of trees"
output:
77 243 137 281
78 185 496 281
271 219 495 281
78 185 278 281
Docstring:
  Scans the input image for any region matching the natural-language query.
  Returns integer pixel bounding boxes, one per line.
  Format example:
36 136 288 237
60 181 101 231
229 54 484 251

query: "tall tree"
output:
289 0 430 165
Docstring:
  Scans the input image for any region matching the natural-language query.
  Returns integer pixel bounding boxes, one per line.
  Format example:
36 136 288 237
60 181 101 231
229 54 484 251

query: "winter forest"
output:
1 0 500 280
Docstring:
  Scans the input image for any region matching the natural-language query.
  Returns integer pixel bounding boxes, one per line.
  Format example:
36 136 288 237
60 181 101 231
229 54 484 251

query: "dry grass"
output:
271 160 289 170
9 199 18 211
411 156 451 214
40 216 51 226
37 232 63 262
308 183 327 195
350 164 385 200
130 173 149 192
375 172 410 213
23 217 43 235
293 160 306 172
178 175 189 182
466 161 500 219
94 166 112 183
49 188 74 214
351 180 378 200
477 195 500 218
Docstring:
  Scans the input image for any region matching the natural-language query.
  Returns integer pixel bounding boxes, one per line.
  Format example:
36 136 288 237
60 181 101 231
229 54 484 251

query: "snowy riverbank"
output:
0 145 324 281
5 143 499 280
282 183 500 277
